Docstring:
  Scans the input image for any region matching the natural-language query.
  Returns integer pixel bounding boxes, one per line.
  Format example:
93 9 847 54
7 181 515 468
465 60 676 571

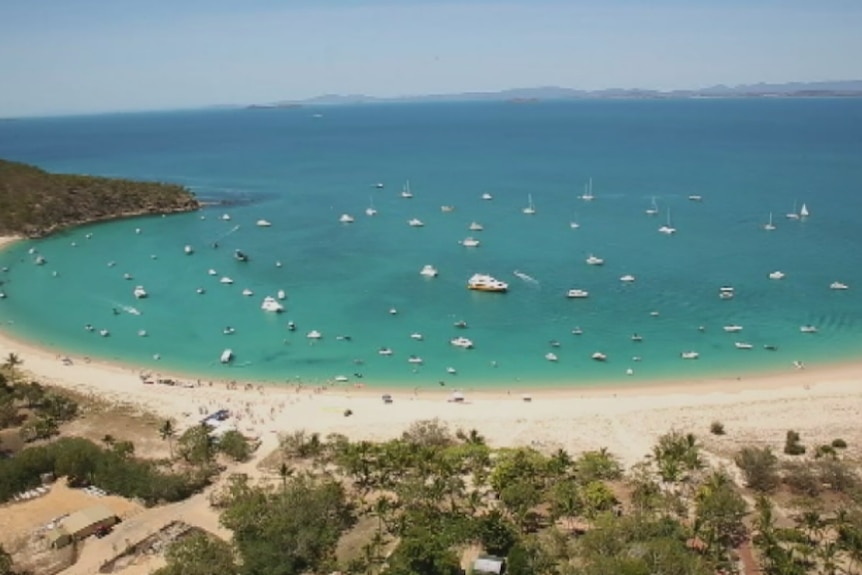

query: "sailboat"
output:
365 196 377 216
658 208 676 234
401 180 413 198
763 212 776 231
580 178 595 201
786 200 800 220
645 196 659 216
522 194 536 215
799 203 809 219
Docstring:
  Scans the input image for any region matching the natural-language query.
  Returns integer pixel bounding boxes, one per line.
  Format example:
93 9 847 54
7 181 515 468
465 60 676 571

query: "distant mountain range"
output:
246 80 862 108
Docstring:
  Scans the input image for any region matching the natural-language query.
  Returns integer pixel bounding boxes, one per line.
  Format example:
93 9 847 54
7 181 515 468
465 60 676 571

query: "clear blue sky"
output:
1 0 861 116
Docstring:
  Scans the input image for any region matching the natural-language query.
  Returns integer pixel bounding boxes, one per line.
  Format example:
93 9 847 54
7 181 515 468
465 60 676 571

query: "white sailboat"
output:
522 194 536 215
401 180 413 198
799 203 810 219
580 178 595 201
658 208 676 234
645 196 659 216
786 200 800 220
763 212 776 231
365 196 377 216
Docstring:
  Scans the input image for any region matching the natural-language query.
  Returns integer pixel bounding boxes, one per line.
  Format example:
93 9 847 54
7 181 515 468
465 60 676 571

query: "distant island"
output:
248 80 862 108
0 159 199 238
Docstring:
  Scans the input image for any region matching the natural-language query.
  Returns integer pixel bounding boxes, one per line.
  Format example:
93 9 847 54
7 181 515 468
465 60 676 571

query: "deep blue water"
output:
1 99 862 390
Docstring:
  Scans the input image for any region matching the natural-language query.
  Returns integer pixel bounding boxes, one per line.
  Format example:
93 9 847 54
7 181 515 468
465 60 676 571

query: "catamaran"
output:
580 178 595 201
401 180 413 198
522 194 536 215
658 208 676 234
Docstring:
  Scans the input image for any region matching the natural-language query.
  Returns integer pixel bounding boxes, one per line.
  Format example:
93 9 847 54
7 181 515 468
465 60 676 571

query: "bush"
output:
782 462 821 497
734 446 779 492
784 430 806 456
815 445 836 459
831 438 848 449
710 421 726 435
218 430 251 462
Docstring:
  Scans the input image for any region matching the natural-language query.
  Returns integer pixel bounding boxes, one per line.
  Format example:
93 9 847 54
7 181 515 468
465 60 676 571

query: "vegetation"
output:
709 420 726 435
785 429 807 456
0 158 198 237
0 369 78 439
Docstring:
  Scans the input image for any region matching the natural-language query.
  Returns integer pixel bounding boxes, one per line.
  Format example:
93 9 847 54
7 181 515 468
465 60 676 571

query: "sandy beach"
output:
3 234 862 465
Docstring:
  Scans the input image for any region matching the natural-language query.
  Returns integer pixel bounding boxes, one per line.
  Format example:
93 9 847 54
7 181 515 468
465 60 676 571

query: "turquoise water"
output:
2 100 862 389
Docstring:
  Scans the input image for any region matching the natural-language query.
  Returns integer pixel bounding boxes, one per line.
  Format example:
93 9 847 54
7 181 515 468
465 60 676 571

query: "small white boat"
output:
719 286 735 300
378 347 393 356
242 288 254 297
196 288 205 294
34 255 47 265
645 196 659 216
469 221 484 231
375 182 384 189
460 237 480 247
800 203 810 219
133 285 148 299
407 218 424 227
569 220 580 229
0 292 5 299
256 219 272 227
277 289 287 300
681 351 699 359
768 271 785 280
220 276 233 284
620 274 636 283
580 178 595 201
566 289 589 299
123 273 133 280
591 352 607 362
723 325 744 333
234 249 249 262
184 245 194 255
135 228 142 234
339 214 355 224
261 296 284 312
420 265 438 278
586 254 604 266
334 375 349 382
658 209 676 235
571 327 583 335
208 268 218 276
307 330 323 339
99 329 110 337
401 180 414 198
522 194 536 215
221 214 231 221
223 326 235 335
688 195 703 202
481 192 493 200
786 200 801 220
450 337 474 349
763 212 776 231
447 367 457 374
220 349 233 364
107 261 116 267
799 325 818 334
407 355 423 364
410 333 424 341
389 307 398 315
545 352 558 362
138 329 148 337
84 324 94 332
366 196 377 216
441 205 455 212
650 310 660 317
830 281 849 290
735 342 753 350
276 261 283 268
631 333 643 342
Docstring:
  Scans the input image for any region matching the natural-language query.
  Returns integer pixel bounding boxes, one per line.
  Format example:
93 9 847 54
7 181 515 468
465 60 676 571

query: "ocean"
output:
1 99 862 390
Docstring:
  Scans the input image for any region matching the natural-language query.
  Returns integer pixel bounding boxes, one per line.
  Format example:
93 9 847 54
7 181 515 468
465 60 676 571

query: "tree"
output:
652 431 702 483
218 430 251 462
153 532 238 575
548 478 582 529
160 419 176 459
579 481 616 518
475 509 518 556
18 415 58 442
576 448 623 482
177 424 213 465
2 353 22 370
694 471 747 561
0 543 15 575
734 446 779 492
386 528 462 575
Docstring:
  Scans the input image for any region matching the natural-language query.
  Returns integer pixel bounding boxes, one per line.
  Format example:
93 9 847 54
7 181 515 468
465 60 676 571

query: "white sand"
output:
3 235 862 464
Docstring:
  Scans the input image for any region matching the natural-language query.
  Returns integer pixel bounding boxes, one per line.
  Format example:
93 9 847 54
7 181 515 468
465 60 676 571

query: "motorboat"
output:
460 237 480 247
631 334 643 342
469 221 484 231
307 330 323 339
830 281 849 290
407 355 423 365
571 327 583 335
208 269 218 276
138 329 147 337
196 288 205 294
441 205 455 212
34 255 47 265
447 367 457 374
242 288 254 297
764 344 779 351
221 214 231 221
277 289 287 300
220 276 234 284
580 178 595 201
123 273 133 280
133 285 148 299
401 180 414 198
256 219 272 227
620 274 636 283
220 349 233 364
223 326 235 335
107 261 116 267
276 261 283 267
0 292 5 299
339 214 355 224
718 286 735 300
681 351 699 359
723 325 743 333
287 321 296 331
261 296 284 312
334 375 349 383
591 352 607 362
410 333 424 341
566 289 589 299
549 340 561 348
99 329 110 337
234 249 249 262
768 271 785 280
570 221 580 229
420 265 438 278
522 194 536 215
407 218 424 227
467 273 508 292
450 337 474 349
799 325 818 334
481 192 493 200
454 320 468 329
586 254 604 266
545 352 558 362
378 347 393 356
375 182 384 189
389 308 398 315
84 324 95 332
735 342 753 350
688 195 703 202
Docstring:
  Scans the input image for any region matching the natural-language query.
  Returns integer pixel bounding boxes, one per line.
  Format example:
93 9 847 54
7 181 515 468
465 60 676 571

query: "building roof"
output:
62 504 116 535
473 556 505 574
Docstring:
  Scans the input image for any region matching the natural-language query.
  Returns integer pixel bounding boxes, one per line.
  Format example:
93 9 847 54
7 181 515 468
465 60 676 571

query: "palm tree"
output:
2 352 22 370
279 461 293 491
159 419 175 459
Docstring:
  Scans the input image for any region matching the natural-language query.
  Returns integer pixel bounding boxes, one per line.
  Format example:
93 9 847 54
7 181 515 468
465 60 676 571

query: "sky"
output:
1 0 861 117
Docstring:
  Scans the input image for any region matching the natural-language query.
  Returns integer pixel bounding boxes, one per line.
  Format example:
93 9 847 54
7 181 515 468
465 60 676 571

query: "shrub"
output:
784 430 806 456
815 445 836 459
782 462 821 497
831 438 848 449
734 446 780 492
710 421 726 435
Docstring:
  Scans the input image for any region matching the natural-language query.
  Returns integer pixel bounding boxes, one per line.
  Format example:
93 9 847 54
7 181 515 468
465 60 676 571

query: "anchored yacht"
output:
467 274 508 292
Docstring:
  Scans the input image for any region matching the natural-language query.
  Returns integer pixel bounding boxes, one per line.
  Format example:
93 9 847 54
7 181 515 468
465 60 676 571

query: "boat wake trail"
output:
513 270 540 286
213 225 241 244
